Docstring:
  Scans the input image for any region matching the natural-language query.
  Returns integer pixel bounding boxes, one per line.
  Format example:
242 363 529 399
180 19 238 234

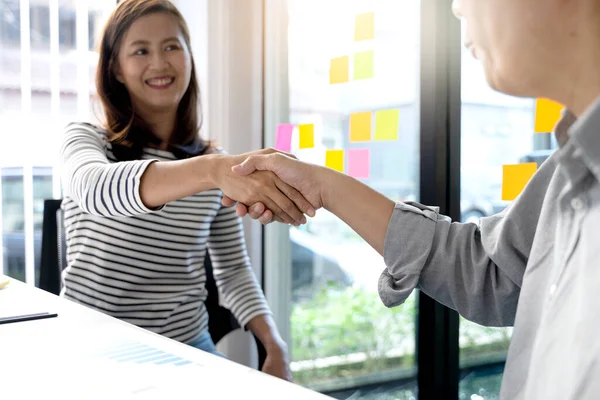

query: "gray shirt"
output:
379 97 600 399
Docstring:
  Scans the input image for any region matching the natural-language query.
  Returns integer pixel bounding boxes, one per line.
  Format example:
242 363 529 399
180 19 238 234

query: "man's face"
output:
453 0 567 98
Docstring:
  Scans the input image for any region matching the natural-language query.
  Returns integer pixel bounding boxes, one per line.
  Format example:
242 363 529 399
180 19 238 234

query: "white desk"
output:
0 276 331 399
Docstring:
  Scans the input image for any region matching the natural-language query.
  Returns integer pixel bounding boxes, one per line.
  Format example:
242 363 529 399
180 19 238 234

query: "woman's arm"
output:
227 152 557 326
246 314 292 381
60 124 313 224
206 203 290 379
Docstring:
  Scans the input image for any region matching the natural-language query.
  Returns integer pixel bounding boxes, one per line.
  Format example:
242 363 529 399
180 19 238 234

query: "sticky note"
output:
374 109 399 141
274 124 294 152
298 124 315 149
354 50 374 80
502 163 538 201
350 111 372 142
325 150 344 172
348 148 370 179
330 56 349 84
535 98 563 133
354 12 375 42
0 278 9 289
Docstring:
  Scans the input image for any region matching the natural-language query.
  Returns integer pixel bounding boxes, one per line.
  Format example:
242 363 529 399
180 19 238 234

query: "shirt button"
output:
571 197 584 210
549 284 557 296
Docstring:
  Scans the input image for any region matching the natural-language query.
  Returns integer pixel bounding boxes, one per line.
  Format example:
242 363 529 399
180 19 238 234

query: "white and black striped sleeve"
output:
207 204 272 327
60 123 161 217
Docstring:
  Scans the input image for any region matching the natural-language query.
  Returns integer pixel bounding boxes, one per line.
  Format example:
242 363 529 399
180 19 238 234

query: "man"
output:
225 0 600 398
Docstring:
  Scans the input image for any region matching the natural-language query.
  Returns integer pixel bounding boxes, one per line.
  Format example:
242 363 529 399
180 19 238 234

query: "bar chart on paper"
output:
89 338 195 367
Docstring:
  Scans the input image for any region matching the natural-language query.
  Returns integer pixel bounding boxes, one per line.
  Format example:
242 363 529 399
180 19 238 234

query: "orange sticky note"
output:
330 56 349 84
354 50 374 80
502 163 538 201
298 124 315 149
325 150 344 172
535 98 563 133
350 111 372 142
374 109 399 141
354 12 375 42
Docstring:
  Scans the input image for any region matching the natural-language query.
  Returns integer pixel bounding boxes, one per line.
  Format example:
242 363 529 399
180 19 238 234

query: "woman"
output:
60 0 311 380
226 0 600 398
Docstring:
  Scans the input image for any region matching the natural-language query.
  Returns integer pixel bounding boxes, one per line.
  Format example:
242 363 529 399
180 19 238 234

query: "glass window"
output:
2 169 25 281
283 1 420 397
458 23 554 399
1 167 53 283
0 0 116 283
0 1 101 50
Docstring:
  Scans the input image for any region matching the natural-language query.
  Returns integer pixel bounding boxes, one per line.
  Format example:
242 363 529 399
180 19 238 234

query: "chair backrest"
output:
39 199 266 367
39 199 63 296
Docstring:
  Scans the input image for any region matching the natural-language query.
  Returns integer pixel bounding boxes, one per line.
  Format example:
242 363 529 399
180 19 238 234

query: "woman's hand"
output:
212 150 315 226
262 341 293 382
222 153 325 224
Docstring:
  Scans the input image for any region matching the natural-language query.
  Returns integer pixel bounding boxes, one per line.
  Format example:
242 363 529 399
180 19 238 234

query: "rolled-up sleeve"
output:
378 153 559 327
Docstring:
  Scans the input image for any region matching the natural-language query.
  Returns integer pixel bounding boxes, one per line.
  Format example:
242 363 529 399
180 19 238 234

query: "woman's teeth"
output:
146 77 174 86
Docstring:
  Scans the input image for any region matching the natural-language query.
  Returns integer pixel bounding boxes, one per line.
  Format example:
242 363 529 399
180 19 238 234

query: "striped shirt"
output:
59 122 271 344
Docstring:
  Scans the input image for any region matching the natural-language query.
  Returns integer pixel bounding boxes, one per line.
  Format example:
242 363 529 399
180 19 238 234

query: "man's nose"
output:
451 0 463 19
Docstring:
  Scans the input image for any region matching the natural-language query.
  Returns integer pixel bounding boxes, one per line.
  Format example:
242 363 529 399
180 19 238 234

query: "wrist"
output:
206 154 232 188
319 165 340 211
264 337 288 354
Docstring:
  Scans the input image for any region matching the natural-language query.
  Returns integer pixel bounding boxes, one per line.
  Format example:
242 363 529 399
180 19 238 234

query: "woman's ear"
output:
114 64 124 84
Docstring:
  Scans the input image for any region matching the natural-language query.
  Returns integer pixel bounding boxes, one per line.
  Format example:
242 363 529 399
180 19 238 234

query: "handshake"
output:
214 148 326 225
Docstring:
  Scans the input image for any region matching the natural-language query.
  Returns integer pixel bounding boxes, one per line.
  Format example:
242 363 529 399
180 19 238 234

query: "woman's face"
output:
115 12 192 115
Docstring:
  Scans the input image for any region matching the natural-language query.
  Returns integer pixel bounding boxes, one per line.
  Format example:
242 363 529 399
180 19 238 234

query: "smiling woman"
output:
57 0 316 382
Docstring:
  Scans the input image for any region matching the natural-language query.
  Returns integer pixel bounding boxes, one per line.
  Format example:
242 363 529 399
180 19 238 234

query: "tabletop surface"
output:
0 276 331 400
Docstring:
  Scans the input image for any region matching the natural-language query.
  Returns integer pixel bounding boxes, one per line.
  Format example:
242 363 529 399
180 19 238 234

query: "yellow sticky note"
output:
354 12 375 42
354 50 374 80
299 124 315 149
350 111 372 142
325 150 344 172
330 56 349 84
374 109 399 141
535 98 563 133
502 163 538 201
0 278 9 289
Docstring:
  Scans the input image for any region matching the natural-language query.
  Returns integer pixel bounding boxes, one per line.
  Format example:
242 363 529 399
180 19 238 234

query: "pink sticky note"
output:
348 148 370 179
275 124 294 152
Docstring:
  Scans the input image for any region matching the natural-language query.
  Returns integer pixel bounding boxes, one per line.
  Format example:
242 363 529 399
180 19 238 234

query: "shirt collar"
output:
555 96 600 183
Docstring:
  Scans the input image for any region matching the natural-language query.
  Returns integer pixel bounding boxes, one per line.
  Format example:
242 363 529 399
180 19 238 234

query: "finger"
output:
258 209 274 225
263 147 297 160
265 187 304 225
274 179 315 219
235 202 248 217
248 202 266 219
232 154 274 176
222 195 237 207
261 197 295 225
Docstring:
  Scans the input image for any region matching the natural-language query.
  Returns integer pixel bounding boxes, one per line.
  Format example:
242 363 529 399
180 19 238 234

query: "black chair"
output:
39 199 267 368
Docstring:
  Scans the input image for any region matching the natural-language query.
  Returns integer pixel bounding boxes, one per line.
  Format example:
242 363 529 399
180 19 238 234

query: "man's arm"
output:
226 152 555 326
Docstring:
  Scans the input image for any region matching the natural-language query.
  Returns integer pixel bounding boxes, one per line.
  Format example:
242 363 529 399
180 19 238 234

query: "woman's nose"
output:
150 52 169 70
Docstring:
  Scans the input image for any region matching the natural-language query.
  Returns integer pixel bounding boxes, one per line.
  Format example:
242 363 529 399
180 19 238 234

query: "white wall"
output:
174 0 265 370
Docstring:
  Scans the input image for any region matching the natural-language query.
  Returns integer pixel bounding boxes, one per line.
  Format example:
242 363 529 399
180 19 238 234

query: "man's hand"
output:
213 149 314 225
222 153 324 224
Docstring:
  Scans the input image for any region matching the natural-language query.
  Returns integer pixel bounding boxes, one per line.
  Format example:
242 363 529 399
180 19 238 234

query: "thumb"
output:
232 155 269 176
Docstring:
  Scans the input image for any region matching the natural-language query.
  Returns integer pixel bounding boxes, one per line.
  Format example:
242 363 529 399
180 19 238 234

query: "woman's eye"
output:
134 49 147 56
165 44 180 51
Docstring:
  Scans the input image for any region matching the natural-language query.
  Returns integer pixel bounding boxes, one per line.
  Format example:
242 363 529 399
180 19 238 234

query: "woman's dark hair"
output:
96 0 208 160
